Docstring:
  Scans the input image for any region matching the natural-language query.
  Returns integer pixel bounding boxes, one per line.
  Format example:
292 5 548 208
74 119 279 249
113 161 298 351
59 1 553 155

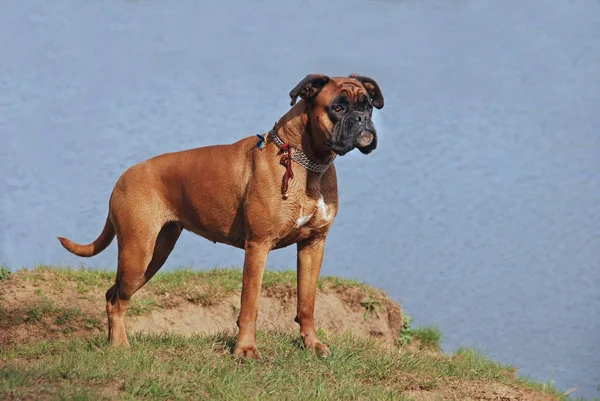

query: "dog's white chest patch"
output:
296 196 335 229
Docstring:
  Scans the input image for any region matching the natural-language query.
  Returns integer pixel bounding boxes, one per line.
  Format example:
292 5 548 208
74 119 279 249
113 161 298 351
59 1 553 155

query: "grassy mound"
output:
0 266 580 400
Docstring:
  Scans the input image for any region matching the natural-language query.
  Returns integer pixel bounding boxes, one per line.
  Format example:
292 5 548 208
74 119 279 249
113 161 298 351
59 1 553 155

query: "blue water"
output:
1 0 599 397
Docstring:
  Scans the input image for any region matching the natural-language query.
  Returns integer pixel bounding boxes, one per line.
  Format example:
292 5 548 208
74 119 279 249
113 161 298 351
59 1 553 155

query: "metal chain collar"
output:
268 129 336 174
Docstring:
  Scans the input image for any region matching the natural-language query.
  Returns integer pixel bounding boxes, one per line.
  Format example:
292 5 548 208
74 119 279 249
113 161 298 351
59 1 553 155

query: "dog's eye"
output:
332 105 344 113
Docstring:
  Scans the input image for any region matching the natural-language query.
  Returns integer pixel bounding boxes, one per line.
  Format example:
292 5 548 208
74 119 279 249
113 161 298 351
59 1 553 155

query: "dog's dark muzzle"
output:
330 112 378 155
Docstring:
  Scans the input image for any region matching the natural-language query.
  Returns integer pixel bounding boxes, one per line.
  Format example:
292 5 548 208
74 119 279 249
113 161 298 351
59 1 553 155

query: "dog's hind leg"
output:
106 221 182 346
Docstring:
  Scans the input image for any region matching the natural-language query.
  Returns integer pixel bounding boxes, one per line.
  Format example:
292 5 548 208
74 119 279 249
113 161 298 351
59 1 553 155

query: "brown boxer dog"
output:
57 73 384 359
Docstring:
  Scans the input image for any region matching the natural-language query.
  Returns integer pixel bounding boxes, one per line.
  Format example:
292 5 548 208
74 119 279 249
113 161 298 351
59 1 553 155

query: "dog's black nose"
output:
354 113 370 123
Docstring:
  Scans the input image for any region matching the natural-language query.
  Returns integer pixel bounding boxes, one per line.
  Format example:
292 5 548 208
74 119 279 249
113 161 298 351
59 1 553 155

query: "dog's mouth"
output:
330 130 377 156
356 131 375 154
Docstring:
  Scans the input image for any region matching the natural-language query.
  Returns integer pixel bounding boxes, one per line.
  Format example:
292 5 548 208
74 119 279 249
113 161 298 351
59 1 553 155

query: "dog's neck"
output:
273 101 337 166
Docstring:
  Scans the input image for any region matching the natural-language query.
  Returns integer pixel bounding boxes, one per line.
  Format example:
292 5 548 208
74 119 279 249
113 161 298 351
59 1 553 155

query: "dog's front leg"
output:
296 236 331 357
234 240 270 359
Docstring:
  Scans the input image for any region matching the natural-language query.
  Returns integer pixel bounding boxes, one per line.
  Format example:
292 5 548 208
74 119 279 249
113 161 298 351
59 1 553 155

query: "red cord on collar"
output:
279 144 294 199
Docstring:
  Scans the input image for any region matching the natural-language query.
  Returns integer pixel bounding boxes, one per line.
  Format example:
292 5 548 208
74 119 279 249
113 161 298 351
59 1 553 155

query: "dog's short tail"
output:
57 215 115 257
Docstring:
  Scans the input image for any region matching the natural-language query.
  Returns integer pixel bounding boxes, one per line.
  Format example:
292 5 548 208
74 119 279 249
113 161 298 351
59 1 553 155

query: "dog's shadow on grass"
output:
290 336 305 351
210 332 238 354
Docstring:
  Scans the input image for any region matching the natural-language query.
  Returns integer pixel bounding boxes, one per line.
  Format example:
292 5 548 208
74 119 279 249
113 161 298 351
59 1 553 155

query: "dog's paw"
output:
304 339 331 358
233 344 262 360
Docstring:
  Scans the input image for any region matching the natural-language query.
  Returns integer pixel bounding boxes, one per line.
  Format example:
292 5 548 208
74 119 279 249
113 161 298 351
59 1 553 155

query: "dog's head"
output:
289 73 384 156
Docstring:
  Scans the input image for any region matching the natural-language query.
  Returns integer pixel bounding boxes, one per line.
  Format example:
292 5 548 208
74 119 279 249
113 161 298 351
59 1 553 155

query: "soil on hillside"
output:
0 270 403 349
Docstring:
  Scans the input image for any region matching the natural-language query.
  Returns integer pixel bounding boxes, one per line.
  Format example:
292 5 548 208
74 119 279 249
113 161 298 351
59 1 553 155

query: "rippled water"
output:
1 0 599 397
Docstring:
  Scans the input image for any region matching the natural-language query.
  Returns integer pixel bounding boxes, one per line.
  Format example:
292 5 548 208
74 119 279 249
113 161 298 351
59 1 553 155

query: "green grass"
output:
1 288 96 332
129 297 158 316
55 307 84 326
20 265 115 287
0 331 567 401
25 296 58 323
360 295 384 320
397 312 413 347
21 298 88 330
19 264 369 289
12 265 376 306
0 265 11 280
396 312 442 351
412 325 442 350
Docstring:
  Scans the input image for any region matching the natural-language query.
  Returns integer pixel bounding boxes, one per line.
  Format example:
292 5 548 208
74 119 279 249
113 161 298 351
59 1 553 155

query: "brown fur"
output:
58 74 384 358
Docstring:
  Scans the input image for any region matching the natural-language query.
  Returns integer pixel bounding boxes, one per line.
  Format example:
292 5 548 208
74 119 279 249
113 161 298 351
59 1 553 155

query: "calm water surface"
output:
1 0 599 397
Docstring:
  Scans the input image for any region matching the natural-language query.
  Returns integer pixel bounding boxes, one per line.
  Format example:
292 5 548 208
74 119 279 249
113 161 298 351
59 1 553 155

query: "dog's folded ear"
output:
349 74 384 109
289 74 331 106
